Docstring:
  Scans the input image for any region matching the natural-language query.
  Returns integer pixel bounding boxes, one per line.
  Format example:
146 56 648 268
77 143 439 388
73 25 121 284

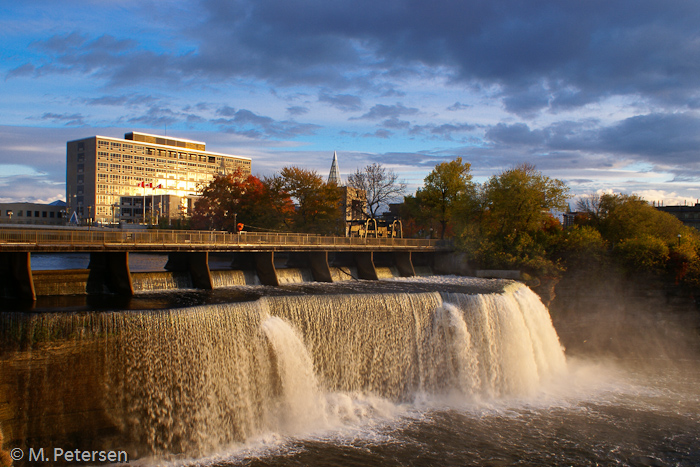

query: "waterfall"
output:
276 268 314 284
0 281 566 458
210 269 260 287
131 271 193 291
261 316 327 432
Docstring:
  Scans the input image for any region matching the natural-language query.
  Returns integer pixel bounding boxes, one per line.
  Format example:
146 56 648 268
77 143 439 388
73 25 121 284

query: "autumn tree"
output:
413 157 476 239
347 163 406 219
277 166 343 234
190 170 294 231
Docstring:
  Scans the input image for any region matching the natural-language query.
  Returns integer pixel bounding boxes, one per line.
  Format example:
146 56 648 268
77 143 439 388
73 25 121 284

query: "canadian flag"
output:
139 181 145 188
156 184 163 189
146 182 153 188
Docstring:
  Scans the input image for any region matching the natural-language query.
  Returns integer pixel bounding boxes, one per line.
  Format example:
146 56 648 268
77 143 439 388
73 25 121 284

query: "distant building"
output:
328 151 342 186
325 152 367 236
67 131 252 225
656 202 700 230
0 201 67 225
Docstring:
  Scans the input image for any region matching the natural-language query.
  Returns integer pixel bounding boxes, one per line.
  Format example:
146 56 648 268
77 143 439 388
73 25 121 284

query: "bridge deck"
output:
0 228 449 253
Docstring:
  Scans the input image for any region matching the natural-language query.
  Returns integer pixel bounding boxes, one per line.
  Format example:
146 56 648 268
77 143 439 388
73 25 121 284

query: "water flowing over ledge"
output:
0 279 566 460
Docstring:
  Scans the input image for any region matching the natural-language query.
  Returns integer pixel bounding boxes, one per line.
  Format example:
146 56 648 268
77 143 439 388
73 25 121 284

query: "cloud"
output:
10 0 700 115
318 93 362 112
36 112 86 126
363 129 392 139
287 105 309 116
213 108 321 139
447 102 470 111
409 122 476 141
354 103 419 120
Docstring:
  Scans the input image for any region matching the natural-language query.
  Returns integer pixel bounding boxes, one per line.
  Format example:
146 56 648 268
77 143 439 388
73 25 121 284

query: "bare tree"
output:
575 194 602 218
347 163 407 219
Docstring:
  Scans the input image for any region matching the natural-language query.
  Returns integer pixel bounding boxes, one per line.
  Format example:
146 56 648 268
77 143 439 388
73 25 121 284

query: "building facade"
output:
67 131 251 225
0 201 67 225
656 203 700 230
119 194 191 226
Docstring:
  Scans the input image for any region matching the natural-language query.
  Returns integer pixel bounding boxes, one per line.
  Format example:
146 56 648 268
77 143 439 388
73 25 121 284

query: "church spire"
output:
328 151 342 185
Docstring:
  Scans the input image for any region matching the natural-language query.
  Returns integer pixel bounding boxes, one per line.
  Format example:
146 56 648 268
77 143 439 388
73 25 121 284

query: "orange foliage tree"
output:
190 170 294 231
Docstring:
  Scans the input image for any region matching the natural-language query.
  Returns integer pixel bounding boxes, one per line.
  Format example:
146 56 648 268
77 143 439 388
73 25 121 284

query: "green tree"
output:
463 163 569 277
481 163 569 237
278 166 343 234
347 163 406 219
414 157 476 239
614 234 670 274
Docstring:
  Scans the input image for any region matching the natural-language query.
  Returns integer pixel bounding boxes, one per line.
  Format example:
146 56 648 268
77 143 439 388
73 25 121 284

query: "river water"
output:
1 259 699 467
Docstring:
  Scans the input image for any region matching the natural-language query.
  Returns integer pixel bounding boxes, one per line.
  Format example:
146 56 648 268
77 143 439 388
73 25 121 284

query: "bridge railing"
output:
0 228 446 249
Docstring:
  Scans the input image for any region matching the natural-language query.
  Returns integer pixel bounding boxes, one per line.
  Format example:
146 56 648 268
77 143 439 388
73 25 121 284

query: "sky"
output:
2 0 700 206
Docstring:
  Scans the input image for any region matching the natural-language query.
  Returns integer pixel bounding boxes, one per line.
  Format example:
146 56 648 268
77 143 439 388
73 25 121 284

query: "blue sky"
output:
2 0 700 205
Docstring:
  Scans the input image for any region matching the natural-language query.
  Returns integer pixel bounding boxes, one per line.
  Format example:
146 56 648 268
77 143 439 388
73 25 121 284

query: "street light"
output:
678 234 682 247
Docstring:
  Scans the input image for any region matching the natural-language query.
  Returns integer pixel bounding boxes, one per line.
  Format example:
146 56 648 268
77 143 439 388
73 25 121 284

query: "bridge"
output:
0 227 453 300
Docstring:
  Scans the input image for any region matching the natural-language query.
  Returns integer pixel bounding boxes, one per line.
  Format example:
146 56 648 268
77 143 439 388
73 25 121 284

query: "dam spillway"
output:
0 278 566 460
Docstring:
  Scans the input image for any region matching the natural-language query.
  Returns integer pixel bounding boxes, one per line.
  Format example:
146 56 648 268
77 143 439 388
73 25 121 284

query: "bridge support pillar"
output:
353 252 378 280
393 252 416 277
165 252 213 289
309 252 333 282
254 252 279 286
0 252 36 301
231 252 279 286
286 252 332 282
87 252 133 296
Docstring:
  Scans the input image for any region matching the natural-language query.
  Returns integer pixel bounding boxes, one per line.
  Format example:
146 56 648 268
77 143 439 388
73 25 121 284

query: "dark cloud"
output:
447 102 470 111
381 117 410 129
84 94 159 107
216 105 238 117
363 129 392 139
11 0 700 114
354 103 419 120
287 105 309 116
318 93 362 112
409 122 476 141
486 123 547 146
36 112 86 126
597 113 700 164
213 108 321 139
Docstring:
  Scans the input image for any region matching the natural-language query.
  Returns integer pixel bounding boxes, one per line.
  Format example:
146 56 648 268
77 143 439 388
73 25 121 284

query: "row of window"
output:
95 140 251 167
3 209 63 218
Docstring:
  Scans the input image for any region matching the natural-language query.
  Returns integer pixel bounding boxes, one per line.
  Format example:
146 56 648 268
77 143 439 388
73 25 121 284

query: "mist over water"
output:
2 275 699 466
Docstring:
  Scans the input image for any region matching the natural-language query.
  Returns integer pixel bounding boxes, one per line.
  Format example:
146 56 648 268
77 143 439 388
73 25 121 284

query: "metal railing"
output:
0 227 448 249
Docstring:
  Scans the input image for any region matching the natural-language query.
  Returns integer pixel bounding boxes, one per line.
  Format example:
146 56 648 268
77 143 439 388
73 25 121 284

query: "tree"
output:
190 170 294 231
347 163 406 219
278 166 343 234
463 163 569 277
415 157 476 239
481 163 569 237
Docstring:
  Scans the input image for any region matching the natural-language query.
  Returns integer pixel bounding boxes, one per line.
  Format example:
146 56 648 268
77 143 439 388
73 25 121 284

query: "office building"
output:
656 202 700 230
0 201 67 226
67 131 251 225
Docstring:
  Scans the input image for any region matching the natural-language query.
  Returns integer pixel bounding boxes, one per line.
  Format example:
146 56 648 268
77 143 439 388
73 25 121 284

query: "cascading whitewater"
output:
0 281 566 457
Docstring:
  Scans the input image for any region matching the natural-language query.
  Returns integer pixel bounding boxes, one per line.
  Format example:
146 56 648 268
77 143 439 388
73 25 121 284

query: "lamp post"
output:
678 234 682 247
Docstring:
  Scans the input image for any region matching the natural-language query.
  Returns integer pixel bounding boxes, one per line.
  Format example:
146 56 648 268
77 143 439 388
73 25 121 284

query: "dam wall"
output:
0 251 456 299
